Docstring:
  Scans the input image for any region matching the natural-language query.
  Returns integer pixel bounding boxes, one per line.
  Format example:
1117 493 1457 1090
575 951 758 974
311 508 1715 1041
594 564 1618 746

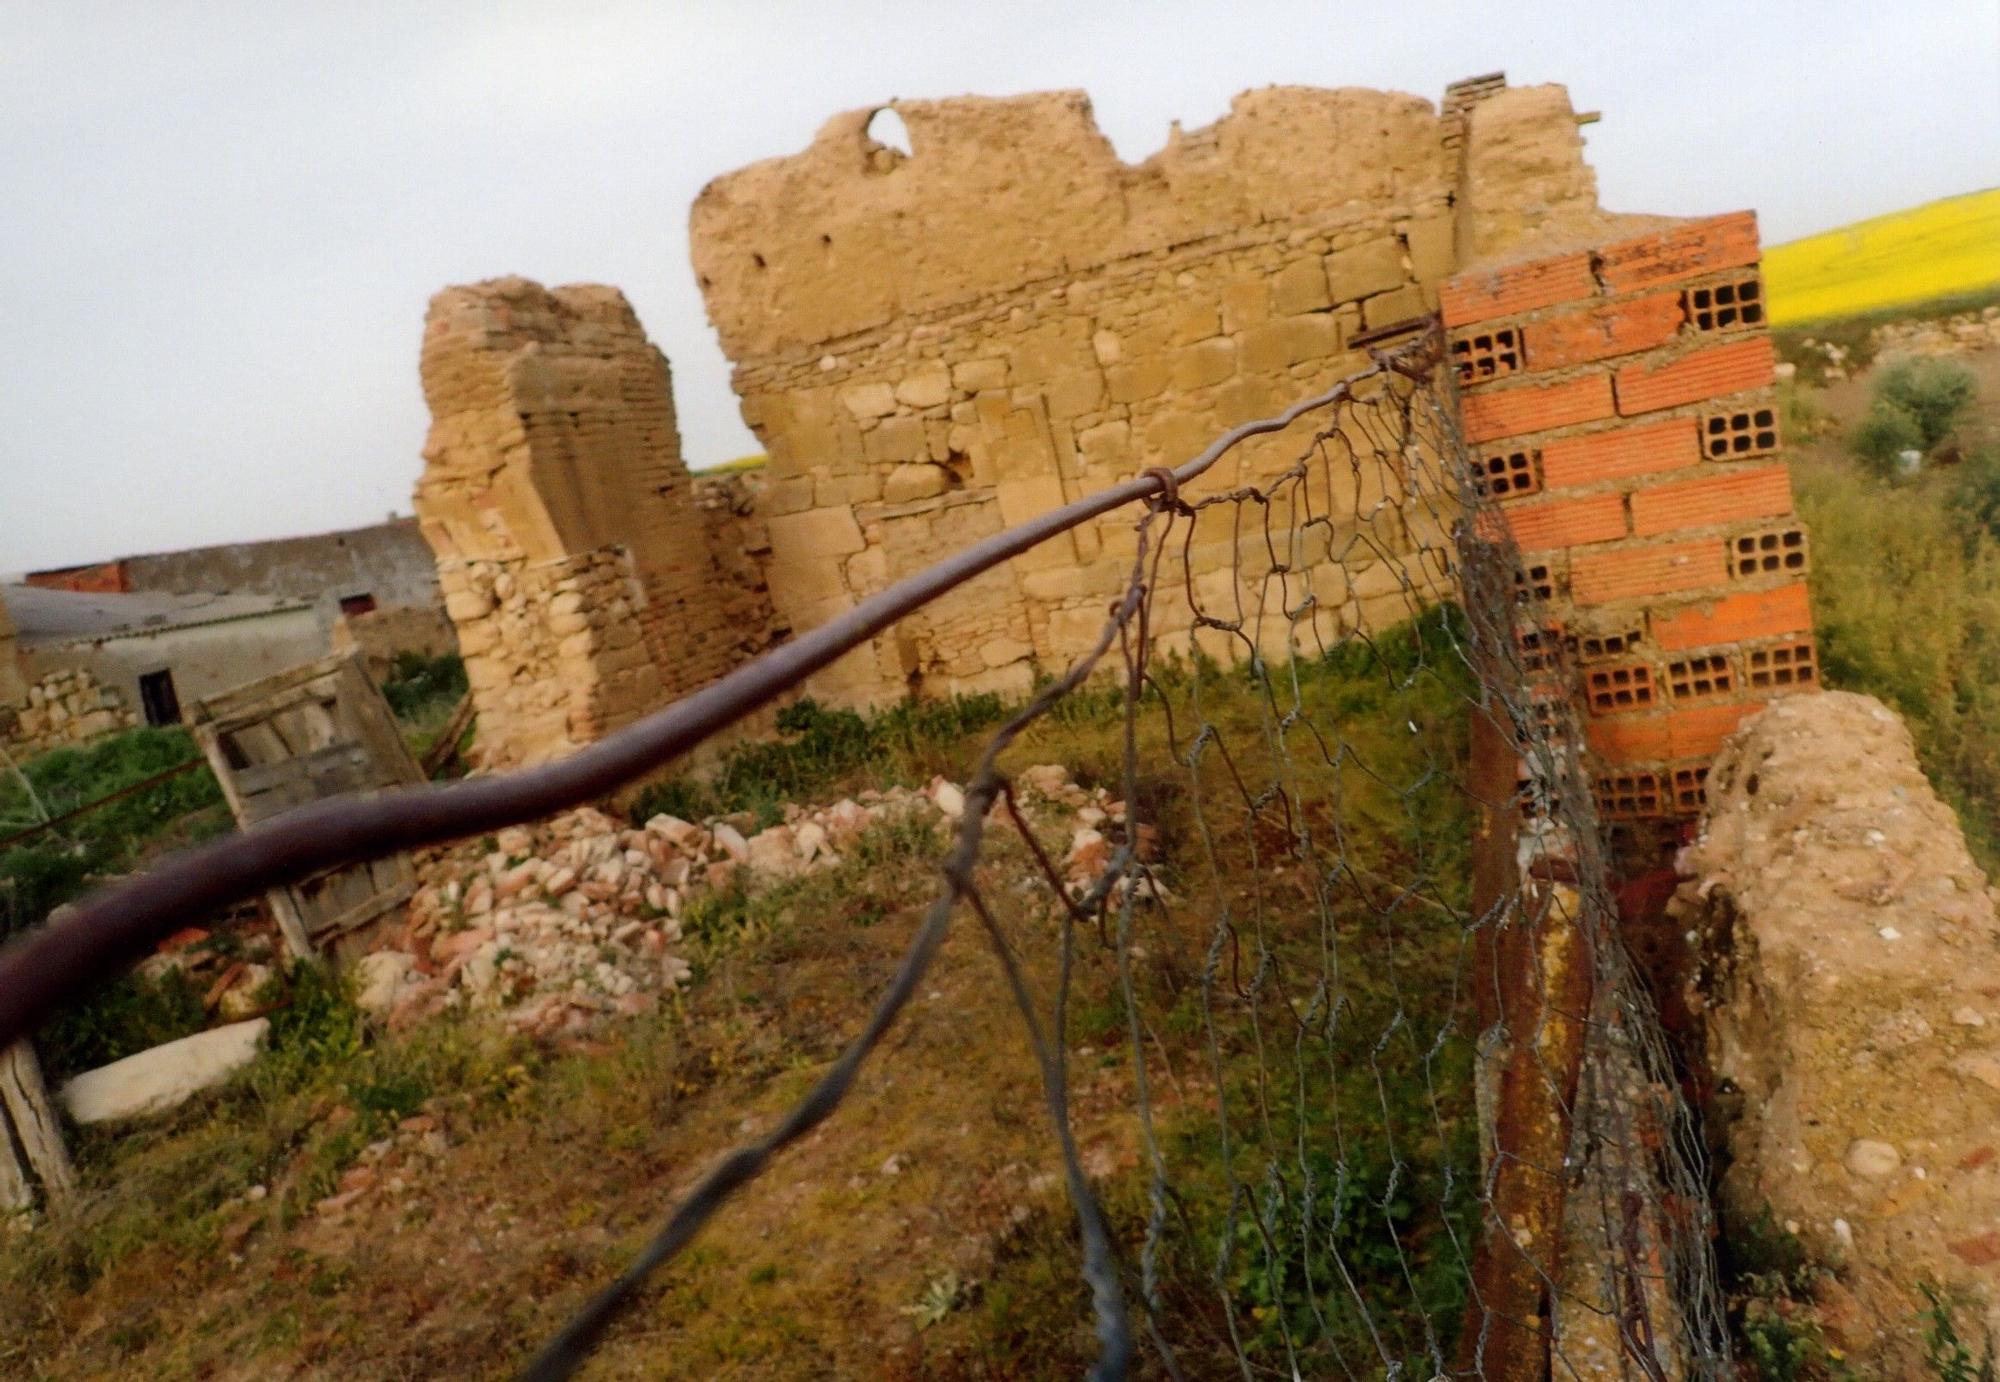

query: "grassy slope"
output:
1764 188 2000 325
2 623 1479 1380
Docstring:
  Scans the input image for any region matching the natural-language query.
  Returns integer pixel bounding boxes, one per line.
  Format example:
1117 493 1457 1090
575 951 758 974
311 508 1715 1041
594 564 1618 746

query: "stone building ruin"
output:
416 73 1813 818
413 279 778 766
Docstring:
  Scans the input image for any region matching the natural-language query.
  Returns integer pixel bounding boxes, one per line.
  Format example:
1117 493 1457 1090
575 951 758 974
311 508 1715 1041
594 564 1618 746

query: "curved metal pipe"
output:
0 340 1431 1051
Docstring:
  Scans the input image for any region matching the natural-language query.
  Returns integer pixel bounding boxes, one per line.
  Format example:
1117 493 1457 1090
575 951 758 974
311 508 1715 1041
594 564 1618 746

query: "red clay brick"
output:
1629 464 1793 538
1598 212 1761 294
1616 338 1775 415
1672 701 1764 758
1541 418 1701 489
1587 701 1764 765
1585 713 1671 762
1571 539 1729 606
1651 584 1812 650
1441 252 1596 328
1504 492 1628 552
1462 374 1616 444
1525 292 1685 369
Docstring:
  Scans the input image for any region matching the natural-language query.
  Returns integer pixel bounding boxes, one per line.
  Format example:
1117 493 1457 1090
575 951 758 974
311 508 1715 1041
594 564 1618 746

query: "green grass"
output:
1794 436 2000 870
3 607 1488 1379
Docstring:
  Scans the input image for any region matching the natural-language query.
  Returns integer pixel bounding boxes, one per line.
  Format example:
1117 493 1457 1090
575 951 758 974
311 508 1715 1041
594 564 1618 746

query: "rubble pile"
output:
1871 305 2000 359
357 764 1129 1037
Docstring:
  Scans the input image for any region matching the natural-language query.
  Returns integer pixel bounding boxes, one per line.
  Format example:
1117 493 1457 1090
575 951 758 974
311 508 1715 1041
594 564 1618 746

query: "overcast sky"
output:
1 1 1994 573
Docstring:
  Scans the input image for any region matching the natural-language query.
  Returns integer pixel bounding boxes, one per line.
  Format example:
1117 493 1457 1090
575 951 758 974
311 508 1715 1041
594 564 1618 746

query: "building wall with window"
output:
20 607 327 726
24 518 453 653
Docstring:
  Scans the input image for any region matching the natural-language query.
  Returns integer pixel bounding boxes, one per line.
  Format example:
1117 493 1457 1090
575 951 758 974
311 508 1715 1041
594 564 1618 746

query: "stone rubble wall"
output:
0 667 138 760
414 278 768 767
1673 691 2000 1374
689 79 1601 704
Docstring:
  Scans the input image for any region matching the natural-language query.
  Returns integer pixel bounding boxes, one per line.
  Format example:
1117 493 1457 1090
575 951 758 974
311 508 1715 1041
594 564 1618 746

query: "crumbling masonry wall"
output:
689 80 1608 703
413 279 775 767
1442 210 1816 846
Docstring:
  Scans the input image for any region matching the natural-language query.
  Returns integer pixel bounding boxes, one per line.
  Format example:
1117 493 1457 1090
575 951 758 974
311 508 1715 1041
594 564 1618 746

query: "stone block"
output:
1363 284 1427 329
995 474 1068 527
841 381 899 419
952 358 1008 392
1240 314 1340 373
1221 278 1271 334
893 362 952 410
1327 238 1405 302
883 463 953 504
863 413 927 464
769 505 865 559
1273 256 1334 315
1403 216 1455 283
1173 337 1239 391
1106 358 1170 404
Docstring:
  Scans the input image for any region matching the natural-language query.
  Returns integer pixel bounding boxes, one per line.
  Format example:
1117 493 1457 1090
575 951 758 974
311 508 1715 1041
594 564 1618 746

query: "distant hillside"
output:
1764 187 2000 324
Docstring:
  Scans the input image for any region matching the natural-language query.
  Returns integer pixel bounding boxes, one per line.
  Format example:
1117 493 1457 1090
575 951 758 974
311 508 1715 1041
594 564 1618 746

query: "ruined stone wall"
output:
690 80 1602 703
414 278 764 766
0 589 26 711
0 668 137 760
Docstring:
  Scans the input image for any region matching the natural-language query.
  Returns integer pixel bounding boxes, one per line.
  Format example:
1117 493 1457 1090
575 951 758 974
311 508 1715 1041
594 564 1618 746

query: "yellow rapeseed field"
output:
1763 187 2000 324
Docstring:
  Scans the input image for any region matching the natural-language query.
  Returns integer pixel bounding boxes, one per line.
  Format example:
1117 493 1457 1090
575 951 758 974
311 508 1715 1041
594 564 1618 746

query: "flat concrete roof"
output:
2 584 311 646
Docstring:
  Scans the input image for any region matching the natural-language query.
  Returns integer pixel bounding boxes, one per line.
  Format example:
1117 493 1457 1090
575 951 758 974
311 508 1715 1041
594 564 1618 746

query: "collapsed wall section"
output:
413 278 773 766
1442 211 1816 853
691 80 1601 703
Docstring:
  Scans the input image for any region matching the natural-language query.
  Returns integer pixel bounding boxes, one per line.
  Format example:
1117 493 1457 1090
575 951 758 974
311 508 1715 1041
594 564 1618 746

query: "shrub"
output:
1874 356 1978 451
378 651 467 721
1851 401 1926 476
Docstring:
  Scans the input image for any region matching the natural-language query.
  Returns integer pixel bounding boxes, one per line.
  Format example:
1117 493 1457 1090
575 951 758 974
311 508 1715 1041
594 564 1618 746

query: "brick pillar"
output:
1445 212 1815 855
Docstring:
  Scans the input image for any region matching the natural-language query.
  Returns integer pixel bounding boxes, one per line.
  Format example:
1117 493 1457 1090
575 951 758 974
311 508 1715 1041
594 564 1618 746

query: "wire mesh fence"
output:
524 334 1730 1378
1 329 1730 1379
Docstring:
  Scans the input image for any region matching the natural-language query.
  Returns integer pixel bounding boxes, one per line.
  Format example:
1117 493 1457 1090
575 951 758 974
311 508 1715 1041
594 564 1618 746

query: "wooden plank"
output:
187 652 349 728
310 879 415 942
0 1041 74 1207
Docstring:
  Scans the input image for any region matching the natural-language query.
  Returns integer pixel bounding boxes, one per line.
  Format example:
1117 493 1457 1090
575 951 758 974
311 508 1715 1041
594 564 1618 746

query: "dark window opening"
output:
339 593 378 618
139 669 181 727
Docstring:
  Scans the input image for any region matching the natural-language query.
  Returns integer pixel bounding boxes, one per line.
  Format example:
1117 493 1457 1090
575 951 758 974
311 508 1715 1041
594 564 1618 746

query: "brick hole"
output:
1474 447 1542 499
1585 663 1657 714
1514 562 1558 604
1731 525 1809 578
1672 764 1709 813
1665 652 1734 700
1746 640 1818 690
1452 328 1523 385
1703 406 1781 460
1684 275 1765 332
1515 623 1564 673
1597 771 1667 820
1577 625 1644 662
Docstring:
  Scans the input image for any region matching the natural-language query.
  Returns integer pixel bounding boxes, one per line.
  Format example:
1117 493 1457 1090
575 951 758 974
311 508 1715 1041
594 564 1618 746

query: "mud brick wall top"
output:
1443 210 1816 832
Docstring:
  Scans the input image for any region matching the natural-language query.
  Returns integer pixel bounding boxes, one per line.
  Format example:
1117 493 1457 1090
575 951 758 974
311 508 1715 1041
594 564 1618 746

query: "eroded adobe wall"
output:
690 79 1603 703
413 278 772 766
1443 211 1814 852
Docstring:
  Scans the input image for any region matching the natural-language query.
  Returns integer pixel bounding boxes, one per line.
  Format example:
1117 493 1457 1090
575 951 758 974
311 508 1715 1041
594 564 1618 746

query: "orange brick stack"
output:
1443 212 1816 832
